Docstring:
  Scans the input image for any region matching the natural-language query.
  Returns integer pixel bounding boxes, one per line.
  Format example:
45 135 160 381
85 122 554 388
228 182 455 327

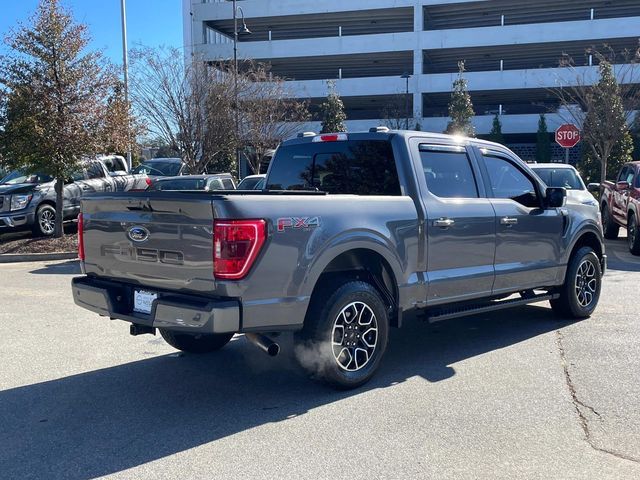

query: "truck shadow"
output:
0 305 573 479
604 237 640 272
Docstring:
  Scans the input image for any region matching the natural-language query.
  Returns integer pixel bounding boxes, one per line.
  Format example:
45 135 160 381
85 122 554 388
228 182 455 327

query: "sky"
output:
0 0 183 63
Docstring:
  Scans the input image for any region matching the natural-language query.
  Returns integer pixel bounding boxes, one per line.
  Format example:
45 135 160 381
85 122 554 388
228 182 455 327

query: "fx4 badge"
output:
277 216 321 232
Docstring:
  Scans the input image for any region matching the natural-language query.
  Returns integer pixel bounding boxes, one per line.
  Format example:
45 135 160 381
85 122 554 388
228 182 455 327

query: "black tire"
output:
550 247 602 319
33 204 56 237
601 206 619 239
294 280 389 390
627 214 640 255
159 329 234 353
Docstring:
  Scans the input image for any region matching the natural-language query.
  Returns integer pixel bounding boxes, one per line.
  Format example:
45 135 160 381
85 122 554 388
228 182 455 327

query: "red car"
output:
595 161 640 254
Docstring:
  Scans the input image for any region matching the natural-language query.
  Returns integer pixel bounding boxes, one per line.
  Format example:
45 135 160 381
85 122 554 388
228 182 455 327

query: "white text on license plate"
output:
134 290 157 314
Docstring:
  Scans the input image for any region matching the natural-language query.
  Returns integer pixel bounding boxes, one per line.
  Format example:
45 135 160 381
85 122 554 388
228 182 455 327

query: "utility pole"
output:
233 0 240 180
120 0 132 170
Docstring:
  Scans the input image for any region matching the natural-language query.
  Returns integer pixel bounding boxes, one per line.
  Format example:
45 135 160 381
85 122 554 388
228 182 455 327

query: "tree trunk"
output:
54 178 64 238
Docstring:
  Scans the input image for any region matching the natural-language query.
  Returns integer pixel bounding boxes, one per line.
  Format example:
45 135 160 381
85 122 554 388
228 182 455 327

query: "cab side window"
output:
86 162 105 179
419 146 478 198
482 154 539 208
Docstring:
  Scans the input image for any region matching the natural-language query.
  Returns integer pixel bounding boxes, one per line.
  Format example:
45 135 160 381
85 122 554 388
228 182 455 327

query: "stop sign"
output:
555 124 581 148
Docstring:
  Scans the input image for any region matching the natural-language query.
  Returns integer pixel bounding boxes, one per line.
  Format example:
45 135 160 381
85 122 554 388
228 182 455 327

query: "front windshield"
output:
132 161 181 176
533 168 584 190
0 170 53 185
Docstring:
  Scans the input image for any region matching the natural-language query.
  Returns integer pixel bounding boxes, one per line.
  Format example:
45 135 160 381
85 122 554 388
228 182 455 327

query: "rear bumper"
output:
71 276 239 334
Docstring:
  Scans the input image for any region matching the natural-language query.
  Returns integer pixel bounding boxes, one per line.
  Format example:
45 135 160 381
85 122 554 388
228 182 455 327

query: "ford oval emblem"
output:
127 226 150 243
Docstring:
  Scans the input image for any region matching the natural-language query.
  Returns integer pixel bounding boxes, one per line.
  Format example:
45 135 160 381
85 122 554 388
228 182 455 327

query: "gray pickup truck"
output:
72 130 606 389
0 159 148 236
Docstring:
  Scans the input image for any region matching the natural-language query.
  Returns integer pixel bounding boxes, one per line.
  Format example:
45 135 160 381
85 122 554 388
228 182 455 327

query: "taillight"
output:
213 219 266 280
78 213 85 261
145 177 153 187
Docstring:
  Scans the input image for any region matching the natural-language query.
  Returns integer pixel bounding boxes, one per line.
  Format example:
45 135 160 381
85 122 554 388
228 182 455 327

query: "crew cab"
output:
593 161 640 255
72 130 606 389
0 160 148 236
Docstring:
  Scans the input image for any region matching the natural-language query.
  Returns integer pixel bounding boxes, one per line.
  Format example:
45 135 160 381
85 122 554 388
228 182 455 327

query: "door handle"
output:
433 218 455 228
500 217 518 226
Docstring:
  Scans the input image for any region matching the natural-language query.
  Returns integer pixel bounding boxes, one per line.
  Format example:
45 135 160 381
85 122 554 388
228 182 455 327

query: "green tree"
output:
488 114 504 144
579 129 634 184
0 0 114 237
445 61 475 137
319 80 347 133
535 114 552 162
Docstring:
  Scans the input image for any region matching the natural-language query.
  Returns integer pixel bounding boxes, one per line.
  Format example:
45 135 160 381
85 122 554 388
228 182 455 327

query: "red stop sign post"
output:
555 124 581 163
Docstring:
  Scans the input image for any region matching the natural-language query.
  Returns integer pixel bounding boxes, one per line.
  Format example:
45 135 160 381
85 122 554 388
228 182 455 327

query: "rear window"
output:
533 167 584 190
133 161 182 176
153 178 206 190
266 140 401 195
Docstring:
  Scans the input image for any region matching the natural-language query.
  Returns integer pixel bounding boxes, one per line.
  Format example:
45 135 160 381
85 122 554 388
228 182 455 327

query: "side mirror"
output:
587 183 600 193
616 181 630 190
545 187 566 208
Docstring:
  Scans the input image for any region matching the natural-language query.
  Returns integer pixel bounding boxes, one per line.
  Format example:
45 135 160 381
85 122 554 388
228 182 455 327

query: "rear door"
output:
414 142 496 305
612 166 633 225
476 149 564 293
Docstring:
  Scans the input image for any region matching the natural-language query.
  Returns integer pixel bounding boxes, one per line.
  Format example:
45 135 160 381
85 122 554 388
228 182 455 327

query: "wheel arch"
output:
567 228 604 263
305 245 403 328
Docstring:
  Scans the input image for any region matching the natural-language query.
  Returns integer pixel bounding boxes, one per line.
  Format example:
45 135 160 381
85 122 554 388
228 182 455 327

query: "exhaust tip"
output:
267 343 280 357
245 333 280 357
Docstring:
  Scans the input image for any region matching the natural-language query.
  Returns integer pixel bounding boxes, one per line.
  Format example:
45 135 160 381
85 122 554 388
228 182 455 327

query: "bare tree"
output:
381 94 409 130
239 63 310 174
131 50 309 176
551 46 640 182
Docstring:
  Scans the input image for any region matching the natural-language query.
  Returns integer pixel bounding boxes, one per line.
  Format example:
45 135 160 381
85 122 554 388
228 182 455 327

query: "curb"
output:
0 252 78 264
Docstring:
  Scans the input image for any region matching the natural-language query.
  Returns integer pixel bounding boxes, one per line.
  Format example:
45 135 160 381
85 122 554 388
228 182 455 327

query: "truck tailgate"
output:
82 192 215 294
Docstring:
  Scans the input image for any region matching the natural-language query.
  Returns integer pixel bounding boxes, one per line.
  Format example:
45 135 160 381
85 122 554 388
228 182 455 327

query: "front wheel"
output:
550 247 602 319
627 214 640 255
294 280 389 390
33 204 56 237
159 329 234 353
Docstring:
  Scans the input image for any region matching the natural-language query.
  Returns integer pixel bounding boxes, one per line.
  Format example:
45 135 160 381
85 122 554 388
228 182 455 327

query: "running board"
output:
426 293 559 323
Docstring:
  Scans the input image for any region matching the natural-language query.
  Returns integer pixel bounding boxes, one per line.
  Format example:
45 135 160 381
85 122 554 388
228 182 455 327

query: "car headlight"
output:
10 194 32 211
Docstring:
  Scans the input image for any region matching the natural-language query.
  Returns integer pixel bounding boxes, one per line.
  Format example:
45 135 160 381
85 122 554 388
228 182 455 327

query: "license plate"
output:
133 290 157 314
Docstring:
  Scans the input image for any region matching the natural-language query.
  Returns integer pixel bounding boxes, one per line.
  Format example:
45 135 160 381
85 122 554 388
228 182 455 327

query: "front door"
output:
417 144 496 305
477 150 564 293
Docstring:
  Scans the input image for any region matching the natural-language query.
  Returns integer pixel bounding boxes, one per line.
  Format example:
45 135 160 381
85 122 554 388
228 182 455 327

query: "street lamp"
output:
400 72 411 130
120 0 131 170
230 1 251 180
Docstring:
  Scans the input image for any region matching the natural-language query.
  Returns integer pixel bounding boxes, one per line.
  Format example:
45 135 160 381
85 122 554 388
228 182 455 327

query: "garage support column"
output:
413 2 424 123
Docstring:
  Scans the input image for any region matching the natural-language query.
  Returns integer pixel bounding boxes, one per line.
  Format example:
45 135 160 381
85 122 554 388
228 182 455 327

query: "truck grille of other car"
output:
0 196 6 212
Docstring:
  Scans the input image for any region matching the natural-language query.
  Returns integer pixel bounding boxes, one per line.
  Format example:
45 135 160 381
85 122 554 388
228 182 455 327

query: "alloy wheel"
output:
331 301 378 371
39 210 55 235
574 259 597 308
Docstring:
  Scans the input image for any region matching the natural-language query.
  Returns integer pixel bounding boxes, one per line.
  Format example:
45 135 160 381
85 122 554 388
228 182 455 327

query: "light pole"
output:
400 72 411 130
120 0 132 170
231 1 251 180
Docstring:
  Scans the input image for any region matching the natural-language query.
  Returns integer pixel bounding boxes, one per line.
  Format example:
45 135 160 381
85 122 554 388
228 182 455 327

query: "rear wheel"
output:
294 280 389 390
602 207 619 239
33 204 56 237
627 214 640 255
550 247 602 319
159 329 234 353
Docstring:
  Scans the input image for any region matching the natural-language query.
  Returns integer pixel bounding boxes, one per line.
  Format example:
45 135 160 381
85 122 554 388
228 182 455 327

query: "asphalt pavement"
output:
0 239 639 479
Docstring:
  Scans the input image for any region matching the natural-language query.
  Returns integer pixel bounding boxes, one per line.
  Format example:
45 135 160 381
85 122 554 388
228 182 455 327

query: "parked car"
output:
237 174 266 190
72 129 605 389
132 158 188 178
0 160 148 236
593 161 640 254
150 174 236 191
530 163 598 211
